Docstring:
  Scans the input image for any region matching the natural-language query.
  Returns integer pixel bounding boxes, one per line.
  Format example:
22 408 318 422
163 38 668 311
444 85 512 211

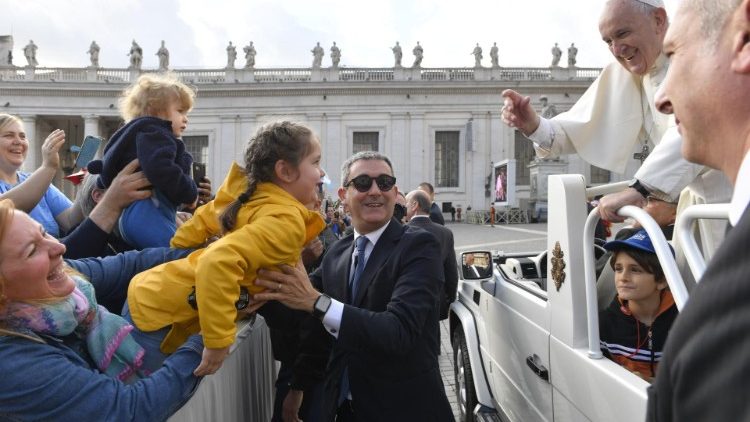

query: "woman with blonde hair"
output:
0 199 204 420
0 113 82 237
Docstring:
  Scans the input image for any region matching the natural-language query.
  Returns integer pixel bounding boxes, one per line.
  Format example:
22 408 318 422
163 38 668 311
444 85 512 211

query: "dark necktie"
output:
348 235 369 302
339 235 369 406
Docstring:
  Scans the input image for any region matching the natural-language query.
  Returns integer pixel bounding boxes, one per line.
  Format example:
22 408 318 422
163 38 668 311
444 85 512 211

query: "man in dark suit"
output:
255 151 453 422
405 189 458 321
418 182 445 225
646 1 750 420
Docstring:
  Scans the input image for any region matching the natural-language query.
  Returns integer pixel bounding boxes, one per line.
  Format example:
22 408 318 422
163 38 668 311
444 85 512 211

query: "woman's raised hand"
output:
40 129 66 170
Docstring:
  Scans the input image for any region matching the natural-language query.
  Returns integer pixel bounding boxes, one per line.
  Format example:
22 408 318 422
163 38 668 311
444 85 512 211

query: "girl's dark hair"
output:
219 121 315 232
609 247 666 282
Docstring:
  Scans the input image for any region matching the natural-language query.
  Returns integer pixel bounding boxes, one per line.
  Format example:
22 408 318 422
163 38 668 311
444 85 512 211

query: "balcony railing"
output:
0 65 601 84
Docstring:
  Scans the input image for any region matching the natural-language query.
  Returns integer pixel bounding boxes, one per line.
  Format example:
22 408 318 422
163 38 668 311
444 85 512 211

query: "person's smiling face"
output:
0 211 75 302
599 0 668 76
0 120 28 170
338 159 397 234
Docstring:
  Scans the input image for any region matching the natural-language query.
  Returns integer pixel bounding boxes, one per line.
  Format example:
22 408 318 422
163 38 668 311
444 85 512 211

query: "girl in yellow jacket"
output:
123 121 326 376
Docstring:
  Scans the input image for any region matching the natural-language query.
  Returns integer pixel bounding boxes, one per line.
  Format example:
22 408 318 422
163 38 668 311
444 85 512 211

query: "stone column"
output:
407 112 425 191
83 114 101 138
324 114 343 187
19 115 37 171
389 112 408 182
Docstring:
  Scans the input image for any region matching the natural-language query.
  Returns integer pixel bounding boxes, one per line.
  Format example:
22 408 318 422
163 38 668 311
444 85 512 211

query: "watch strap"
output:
629 179 650 198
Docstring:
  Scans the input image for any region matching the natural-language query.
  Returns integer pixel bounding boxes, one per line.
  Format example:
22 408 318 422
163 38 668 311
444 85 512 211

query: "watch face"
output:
315 294 332 316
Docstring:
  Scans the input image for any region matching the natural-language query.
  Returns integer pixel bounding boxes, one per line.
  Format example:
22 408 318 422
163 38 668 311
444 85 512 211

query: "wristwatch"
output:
628 179 650 198
312 294 332 320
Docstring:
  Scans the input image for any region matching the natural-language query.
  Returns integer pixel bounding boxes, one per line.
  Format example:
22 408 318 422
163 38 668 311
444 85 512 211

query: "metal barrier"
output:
583 205 688 359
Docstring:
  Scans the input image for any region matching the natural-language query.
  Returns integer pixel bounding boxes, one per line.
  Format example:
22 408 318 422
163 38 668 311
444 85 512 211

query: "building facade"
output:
0 63 629 217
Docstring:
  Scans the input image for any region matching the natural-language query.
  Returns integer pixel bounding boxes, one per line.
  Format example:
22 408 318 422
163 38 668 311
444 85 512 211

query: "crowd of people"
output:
1 0 750 420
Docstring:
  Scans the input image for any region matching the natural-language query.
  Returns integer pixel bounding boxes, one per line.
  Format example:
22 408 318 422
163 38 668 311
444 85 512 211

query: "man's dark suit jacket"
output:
429 202 445 225
408 216 458 320
647 206 750 421
306 218 454 422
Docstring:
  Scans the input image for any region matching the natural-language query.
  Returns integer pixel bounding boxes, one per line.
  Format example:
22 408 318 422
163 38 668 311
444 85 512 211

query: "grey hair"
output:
340 151 394 186
410 190 432 214
688 0 743 47
74 173 101 217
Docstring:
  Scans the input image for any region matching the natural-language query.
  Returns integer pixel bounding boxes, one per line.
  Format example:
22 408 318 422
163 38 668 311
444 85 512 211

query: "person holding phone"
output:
0 113 83 238
87 73 198 249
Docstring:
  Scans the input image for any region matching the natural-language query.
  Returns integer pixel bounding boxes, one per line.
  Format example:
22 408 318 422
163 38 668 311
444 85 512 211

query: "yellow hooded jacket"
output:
127 162 325 352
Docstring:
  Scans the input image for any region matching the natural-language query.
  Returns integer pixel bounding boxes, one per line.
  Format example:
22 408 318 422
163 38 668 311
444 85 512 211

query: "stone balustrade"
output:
0 65 600 84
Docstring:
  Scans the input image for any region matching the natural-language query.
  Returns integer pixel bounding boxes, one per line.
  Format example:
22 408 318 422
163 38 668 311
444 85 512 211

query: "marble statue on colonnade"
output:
472 43 483 67
87 41 100 68
392 41 402 67
23 40 38 67
156 40 169 71
490 42 499 68
244 42 256 68
227 42 237 69
551 43 562 67
330 42 341 68
567 43 578 67
540 95 558 119
311 42 324 68
128 40 142 70
412 42 423 68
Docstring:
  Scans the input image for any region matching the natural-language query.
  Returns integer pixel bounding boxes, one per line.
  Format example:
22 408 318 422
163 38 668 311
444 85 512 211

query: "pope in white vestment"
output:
501 0 732 286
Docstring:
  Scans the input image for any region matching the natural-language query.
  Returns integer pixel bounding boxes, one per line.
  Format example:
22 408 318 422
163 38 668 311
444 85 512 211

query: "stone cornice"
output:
0 80 594 98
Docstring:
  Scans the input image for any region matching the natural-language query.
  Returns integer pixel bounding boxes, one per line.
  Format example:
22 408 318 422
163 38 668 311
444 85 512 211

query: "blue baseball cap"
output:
604 229 675 256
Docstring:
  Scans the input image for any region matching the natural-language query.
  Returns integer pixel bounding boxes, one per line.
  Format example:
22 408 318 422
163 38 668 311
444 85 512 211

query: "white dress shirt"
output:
322 221 391 338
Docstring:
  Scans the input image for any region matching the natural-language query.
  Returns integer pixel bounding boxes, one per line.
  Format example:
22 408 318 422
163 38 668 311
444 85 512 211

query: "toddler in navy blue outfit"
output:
87 73 198 248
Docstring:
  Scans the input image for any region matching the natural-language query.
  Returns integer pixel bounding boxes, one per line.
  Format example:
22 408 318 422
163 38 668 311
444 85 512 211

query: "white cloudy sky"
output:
2 0 678 69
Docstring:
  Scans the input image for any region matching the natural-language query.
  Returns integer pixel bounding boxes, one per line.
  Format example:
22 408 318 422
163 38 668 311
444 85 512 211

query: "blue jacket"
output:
87 117 197 206
0 248 201 422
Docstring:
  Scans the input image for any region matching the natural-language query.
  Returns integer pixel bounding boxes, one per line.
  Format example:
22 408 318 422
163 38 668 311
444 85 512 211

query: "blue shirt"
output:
0 171 73 237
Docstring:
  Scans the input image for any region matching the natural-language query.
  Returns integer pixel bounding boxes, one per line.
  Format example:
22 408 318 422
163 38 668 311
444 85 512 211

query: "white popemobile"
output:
449 174 727 422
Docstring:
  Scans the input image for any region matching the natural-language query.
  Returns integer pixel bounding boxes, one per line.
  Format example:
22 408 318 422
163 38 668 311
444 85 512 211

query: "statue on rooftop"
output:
568 43 578 67
330 42 341 67
156 40 169 71
128 40 142 70
227 41 237 69
392 41 402 67
412 42 423 68
243 41 256 68
23 40 38 67
490 42 499 68
87 41 100 68
311 42 324 68
471 43 483 67
551 42 562 67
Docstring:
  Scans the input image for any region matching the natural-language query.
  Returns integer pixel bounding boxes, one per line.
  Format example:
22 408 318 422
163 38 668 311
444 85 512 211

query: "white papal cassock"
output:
525 54 732 285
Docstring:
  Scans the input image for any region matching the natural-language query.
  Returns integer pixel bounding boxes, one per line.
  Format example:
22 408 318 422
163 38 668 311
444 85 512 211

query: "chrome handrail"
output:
674 204 730 282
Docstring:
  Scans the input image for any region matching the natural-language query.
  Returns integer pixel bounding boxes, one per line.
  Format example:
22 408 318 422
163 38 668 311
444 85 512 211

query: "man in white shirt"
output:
255 151 453 422
647 0 750 419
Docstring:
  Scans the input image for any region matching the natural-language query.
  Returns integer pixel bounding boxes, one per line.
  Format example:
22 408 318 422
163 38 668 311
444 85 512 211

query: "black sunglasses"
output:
344 174 397 192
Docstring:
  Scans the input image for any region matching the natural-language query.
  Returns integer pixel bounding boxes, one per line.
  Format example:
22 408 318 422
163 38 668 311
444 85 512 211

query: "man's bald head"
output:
405 189 432 220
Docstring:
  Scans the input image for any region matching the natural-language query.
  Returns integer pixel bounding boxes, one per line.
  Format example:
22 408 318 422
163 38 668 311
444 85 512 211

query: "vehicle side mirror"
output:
461 251 493 280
